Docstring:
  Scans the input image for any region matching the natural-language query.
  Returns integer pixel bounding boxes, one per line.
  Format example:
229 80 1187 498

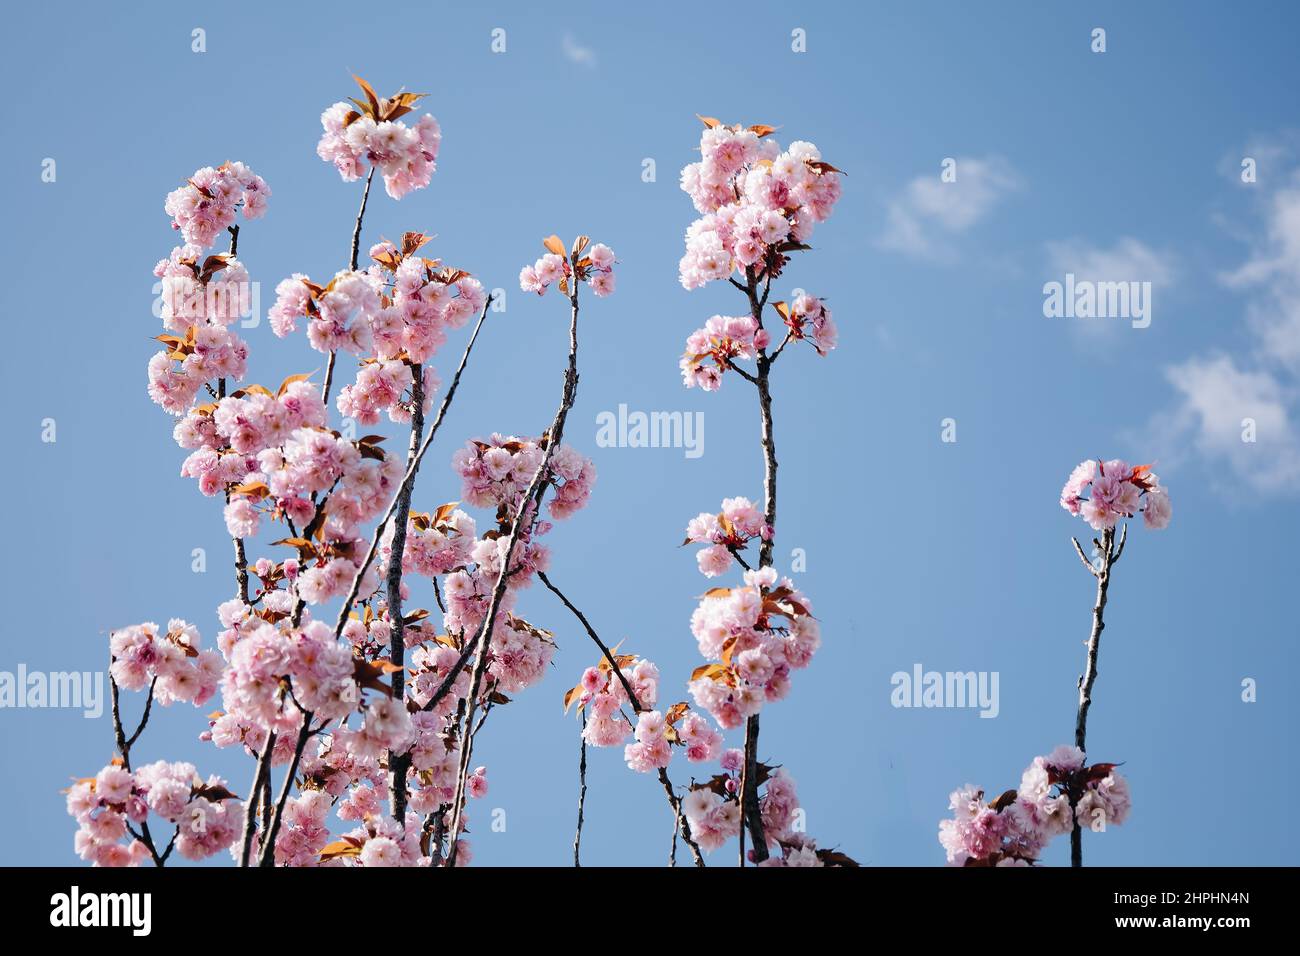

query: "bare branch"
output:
1111 522 1128 564
349 168 375 271
258 709 316 867
768 331 795 364
726 359 760 385
1071 525 1116 867
1071 537 1100 577
321 169 377 408
538 570 705 867
238 731 275 867
446 282 583 866
574 712 587 867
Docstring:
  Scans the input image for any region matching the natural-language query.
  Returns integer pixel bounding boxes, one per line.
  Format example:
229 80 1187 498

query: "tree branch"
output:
446 282 582 866
574 712 587 867
109 665 166 866
257 710 316 867
350 168 375 272
385 362 425 825
538 570 705 867
322 168 377 408
740 271 775 863
1070 525 1115 867
238 731 275 867
1071 537 1100 577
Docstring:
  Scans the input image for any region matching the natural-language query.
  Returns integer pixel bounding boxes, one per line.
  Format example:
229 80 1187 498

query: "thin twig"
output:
108 665 164 866
125 677 157 751
538 570 705 867
321 169 377 407
574 712 587 867
1071 537 1100 577
219 227 252 607
768 330 794 364
446 279 584 866
658 768 705 867
727 546 753 572
1111 522 1128 564
726 359 760 385
349 168 375 271
670 795 680 867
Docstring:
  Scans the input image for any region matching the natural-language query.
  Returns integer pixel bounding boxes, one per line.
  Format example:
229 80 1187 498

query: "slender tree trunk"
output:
1070 526 1115 867
386 363 424 824
739 273 774 864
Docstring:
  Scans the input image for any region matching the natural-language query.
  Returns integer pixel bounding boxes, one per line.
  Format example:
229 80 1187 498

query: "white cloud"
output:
878 156 1019 259
1045 237 1175 287
562 33 596 68
1221 180 1300 369
1147 167 1300 494
1160 355 1300 493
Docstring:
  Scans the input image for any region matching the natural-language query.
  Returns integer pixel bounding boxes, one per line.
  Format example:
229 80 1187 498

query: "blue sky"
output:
1 0 1297 866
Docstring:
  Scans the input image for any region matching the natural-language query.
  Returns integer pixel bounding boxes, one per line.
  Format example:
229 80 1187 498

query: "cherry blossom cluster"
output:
92 90 548 870
173 375 320 491
681 761 845 864
268 270 380 355
679 315 761 391
938 745 1131 867
255 711 491 866
623 707 711 772
147 164 266 416
157 243 254 334
564 656 725 772
678 118 842 290
1060 459 1172 532
212 418 404 562
520 236 616 297
363 234 487 362
164 161 269 248
686 566 820 729
148 247 254 415
777 294 838 355
452 434 596 521
109 620 222 708
66 760 242 866
296 595 529 864
685 496 771 577
384 504 477 580
269 236 485 425
316 76 441 200
208 616 362 743
198 600 497 868
435 597 556 696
